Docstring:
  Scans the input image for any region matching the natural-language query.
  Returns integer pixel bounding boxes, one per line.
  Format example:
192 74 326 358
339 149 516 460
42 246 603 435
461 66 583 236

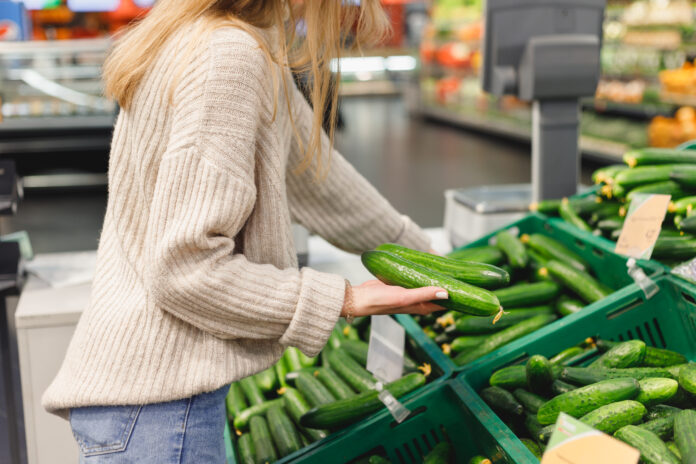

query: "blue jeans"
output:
69 385 229 463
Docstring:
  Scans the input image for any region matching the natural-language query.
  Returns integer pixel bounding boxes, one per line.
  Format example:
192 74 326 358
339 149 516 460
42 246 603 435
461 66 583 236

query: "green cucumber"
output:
526 355 553 396
562 366 677 385
449 334 489 353
551 380 577 395
490 365 527 389
674 410 696 464
580 400 646 434
550 346 586 366
454 314 557 366
266 406 302 458
646 405 682 421
328 350 376 393
593 164 629 183
678 363 696 394
285 367 321 385
590 340 646 369
560 198 591 232
238 433 256 464
538 424 555 443
525 413 544 438
597 340 687 367
513 388 546 414
240 376 265 406
636 378 679 406
361 251 501 316
590 203 623 224
447 245 504 265
495 230 528 268
327 328 342 350
521 233 588 272
560 367 606 385
610 182 628 199
449 305 553 335
249 415 278 464
670 165 696 188
652 237 696 260
615 164 681 190
316 367 355 400
555 296 585 317
626 180 689 202
254 367 278 393
281 388 328 442
537 378 640 424
480 386 524 416
493 281 560 308
296 371 335 407
670 196 696 215
338 338 370 365
530 199 562 215
624 148 696 167
368 456 391 464
468 456 493 464
521 438 542 459
545 259 610 304
233 398 285 431
376 243 510 288
226 382 247 421
284 347 305 372
299 373 426 429
423 442 453 464
614 425 680 464
677 214 696 234
597 217 624 232
666 387 695 409
667 441 682 460
298 352 318 368
336 319 360 340
275 357 289 390
640 416 676 441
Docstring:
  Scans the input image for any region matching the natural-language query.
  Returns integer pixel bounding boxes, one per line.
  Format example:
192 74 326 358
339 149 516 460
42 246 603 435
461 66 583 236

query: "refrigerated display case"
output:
0 38 115 182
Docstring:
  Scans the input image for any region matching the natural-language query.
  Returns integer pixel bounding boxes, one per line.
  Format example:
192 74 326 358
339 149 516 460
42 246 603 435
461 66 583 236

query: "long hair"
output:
102 0 389 178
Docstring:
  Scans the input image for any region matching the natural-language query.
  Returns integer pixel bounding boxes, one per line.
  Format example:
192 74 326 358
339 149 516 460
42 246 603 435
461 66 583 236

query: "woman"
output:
43 0 447 461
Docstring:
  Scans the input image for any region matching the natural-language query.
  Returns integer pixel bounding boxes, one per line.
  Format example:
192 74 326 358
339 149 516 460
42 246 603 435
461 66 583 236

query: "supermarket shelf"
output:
419 103 628 162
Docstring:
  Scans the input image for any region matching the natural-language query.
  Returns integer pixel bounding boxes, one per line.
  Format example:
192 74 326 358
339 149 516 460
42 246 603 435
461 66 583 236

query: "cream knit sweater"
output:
43 25 430 416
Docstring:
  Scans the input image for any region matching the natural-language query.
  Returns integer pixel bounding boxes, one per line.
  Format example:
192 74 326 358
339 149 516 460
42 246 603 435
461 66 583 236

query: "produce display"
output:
227 319 436 464
355 441 456 464
534 147 696 267
361 237 613 367
480 338 695 463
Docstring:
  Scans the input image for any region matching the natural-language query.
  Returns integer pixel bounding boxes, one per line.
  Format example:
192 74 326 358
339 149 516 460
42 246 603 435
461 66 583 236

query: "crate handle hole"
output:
575 239 586 250
390 405 427 429
682 292 696 307
544 223 553 232
606 298 643 320
592 247 605 258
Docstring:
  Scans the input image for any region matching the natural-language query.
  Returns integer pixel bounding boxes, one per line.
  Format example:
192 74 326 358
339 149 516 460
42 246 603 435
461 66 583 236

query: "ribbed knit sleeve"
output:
145 31 345 356
285 84 431 254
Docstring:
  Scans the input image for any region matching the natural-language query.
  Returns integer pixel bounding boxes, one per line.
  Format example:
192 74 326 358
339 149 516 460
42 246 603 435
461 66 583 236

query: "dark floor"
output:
6 96 596 254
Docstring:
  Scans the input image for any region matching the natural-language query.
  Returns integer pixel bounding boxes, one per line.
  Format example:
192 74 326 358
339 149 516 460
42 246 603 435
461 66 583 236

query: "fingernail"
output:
436 291 448 299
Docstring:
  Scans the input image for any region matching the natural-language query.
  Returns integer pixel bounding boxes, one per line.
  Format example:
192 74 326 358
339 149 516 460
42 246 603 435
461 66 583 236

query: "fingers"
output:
394 302 445 315
396 286 448 307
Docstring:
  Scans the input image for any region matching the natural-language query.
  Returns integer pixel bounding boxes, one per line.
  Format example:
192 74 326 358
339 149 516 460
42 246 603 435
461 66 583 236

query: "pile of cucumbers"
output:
355 441 455 464
481 337 696 463
227 318 432 464
363 236 610 367
532 147 696 266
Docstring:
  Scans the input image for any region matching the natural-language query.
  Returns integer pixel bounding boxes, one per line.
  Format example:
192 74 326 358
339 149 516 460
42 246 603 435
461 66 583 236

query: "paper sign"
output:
615 194 671 259
541 413 640 464
367 315 405 382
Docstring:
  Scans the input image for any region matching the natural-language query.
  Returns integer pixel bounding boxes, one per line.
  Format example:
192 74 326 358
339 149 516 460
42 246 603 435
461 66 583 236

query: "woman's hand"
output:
343 280 448 317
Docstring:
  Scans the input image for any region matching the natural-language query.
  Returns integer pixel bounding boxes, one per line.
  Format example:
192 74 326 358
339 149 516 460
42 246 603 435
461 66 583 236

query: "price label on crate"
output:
615 194 671 260
367 316 411 423
540 413 639 464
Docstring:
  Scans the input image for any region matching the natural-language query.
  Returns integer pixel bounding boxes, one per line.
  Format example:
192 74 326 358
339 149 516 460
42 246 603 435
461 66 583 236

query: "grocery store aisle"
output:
7 96 595 253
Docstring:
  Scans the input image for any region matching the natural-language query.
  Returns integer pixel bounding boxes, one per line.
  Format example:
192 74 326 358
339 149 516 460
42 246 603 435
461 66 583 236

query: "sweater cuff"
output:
394 215 431 252
280 268 345 357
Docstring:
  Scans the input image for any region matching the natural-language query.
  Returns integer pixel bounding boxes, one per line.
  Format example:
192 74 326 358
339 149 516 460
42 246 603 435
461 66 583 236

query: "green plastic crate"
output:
284 378 528 464
459 274 696 463
224 323 454 464
404 212 664 373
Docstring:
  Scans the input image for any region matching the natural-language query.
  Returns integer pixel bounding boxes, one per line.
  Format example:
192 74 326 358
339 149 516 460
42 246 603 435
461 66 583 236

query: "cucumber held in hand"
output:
614 425 680 464
545 259 610 304
580 400 646 434
537 378 640 425
495 230 528 268
375 243 510 288
361 251 501 316
299 373 425 430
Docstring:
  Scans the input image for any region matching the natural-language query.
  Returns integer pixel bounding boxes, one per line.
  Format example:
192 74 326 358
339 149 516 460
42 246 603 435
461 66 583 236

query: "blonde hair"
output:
103 0 389 178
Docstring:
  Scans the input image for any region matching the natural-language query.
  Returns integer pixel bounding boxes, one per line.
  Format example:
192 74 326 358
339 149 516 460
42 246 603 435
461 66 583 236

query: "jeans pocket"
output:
70 405 141 456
